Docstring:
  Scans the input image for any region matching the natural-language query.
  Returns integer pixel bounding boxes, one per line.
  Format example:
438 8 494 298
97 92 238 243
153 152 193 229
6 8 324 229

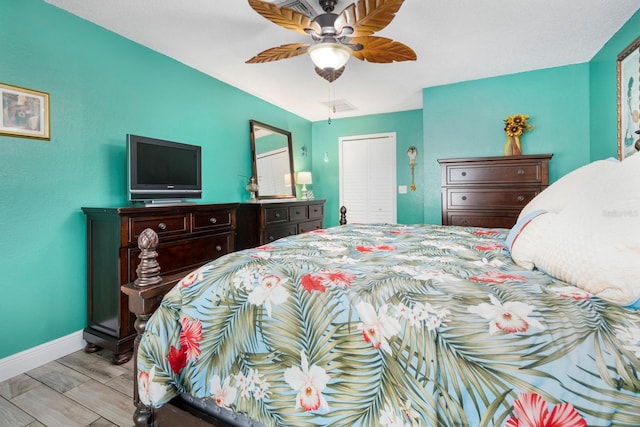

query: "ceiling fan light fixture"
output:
308 42 351 70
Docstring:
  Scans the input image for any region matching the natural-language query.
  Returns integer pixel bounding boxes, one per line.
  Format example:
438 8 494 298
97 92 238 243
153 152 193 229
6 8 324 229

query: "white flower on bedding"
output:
331 255 360 265
209 374 237 409
233 265 268 292
309 241 348 252
284 350 330 412
468 294 545 335
138 366 166 406
420 240 465 251
470 257 505 268
395 302 449 331
247 274 289 317
616 326 640 357
356 302 401 354
379 402 410 427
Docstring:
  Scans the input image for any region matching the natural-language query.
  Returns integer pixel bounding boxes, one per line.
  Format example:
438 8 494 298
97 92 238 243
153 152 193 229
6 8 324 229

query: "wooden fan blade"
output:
350 36 416 63
335 0 405 37
315 66 345 82
248 0 321 35
246 43 309 63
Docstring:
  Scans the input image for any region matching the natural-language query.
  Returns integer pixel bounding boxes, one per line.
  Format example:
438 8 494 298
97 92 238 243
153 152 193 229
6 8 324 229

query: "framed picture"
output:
617 35 640 160
0 83 50 140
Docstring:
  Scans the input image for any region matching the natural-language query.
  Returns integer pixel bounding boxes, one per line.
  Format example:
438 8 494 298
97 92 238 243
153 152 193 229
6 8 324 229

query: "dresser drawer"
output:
299 219 323 234
126 232 232 282
263 224 297 243
445 162 544 186
129 214 189 243
192 208 233 232
447 211 518 228
289 205 308 221
264 206 289 224
309 203 324 219
445 188 538 210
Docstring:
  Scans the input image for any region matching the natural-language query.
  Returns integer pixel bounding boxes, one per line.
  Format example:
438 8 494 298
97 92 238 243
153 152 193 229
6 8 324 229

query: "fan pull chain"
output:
327 82 336 125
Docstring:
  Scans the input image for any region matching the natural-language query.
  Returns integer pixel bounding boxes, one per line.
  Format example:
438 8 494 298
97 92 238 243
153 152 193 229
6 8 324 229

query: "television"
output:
127 134 202 204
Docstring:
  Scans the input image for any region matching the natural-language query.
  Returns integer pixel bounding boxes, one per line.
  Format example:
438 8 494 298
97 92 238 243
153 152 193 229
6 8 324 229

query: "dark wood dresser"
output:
236 199 325 250
438 154 552 228
81 203 237 363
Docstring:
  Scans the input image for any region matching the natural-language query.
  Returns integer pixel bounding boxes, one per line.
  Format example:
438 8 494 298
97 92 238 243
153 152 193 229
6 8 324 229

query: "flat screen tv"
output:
127 134 202 204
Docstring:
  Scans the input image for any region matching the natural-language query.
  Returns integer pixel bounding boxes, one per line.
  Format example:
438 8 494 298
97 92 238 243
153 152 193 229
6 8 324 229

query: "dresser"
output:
438 154 552 228
82 203 237 363
236 200 325 250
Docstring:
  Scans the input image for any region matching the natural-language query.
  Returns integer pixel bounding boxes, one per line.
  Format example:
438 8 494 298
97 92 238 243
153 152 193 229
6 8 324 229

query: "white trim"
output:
0 330 85 382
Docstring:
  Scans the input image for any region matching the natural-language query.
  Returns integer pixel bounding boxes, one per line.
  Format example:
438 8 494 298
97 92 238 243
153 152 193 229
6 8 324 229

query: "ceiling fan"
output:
246 0 417 82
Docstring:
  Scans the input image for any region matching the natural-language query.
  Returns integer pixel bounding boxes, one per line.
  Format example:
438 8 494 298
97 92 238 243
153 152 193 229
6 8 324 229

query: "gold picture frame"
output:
0 82 50 140
617 35 640 160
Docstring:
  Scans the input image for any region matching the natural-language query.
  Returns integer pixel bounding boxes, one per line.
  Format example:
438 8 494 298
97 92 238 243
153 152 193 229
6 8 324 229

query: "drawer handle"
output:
268 236 275 242
461 219 469 225
210 217 217 224
517 195 525 202
157 222 167 230
275 213 281 218
461 196 467 201
461 171 467 176
215 245 222 252
517 169 525 175
295 210 300 215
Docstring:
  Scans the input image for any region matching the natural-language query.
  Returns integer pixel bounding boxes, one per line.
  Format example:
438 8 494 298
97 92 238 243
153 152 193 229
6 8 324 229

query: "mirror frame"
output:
249 120 296 200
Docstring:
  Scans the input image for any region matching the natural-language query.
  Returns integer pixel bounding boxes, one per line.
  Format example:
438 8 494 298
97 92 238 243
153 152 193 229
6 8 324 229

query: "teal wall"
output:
311 110 424 226
0 0 310 358
422 64 591 224
590 9 640 160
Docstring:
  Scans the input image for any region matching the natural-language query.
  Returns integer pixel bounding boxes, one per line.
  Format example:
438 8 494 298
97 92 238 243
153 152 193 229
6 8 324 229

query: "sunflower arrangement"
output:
503 114 534 155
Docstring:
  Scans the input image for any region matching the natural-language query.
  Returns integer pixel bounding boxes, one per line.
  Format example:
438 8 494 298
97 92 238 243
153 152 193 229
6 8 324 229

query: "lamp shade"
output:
308 42 351 70
297 171 312 185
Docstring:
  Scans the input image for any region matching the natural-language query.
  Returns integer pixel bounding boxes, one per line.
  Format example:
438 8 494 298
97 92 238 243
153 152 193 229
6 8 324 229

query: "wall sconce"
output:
407 146 417 191
297 171 313 200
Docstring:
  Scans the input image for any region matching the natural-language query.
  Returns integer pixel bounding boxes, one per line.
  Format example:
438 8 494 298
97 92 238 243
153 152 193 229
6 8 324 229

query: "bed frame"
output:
121 206 348 426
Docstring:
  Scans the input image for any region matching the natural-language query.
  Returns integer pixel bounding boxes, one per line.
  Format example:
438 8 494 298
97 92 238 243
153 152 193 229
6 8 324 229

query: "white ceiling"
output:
45 0 639 122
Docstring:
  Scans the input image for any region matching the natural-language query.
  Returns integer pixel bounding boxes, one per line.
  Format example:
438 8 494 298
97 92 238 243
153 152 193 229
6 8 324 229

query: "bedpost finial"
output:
135 228 162 287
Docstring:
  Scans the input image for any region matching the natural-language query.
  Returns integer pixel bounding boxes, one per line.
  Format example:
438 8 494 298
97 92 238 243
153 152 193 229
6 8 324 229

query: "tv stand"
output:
81 203 237 363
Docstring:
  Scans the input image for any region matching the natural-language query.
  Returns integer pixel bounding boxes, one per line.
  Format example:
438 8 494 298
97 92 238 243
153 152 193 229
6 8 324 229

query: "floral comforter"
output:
137 223 640 426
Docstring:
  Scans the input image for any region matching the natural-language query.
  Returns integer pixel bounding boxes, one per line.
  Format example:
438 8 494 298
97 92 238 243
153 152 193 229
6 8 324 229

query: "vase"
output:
504 135 522 156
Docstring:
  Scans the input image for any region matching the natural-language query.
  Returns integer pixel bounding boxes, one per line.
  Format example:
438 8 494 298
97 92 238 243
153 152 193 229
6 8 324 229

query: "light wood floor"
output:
0 349 134 427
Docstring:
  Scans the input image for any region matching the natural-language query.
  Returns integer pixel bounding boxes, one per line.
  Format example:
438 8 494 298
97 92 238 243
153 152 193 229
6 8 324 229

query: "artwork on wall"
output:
617 35 640 159
0 83 50 140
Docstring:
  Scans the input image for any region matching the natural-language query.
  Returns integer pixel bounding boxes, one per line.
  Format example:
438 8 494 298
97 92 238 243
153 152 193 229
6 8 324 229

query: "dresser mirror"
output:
249 120 296 200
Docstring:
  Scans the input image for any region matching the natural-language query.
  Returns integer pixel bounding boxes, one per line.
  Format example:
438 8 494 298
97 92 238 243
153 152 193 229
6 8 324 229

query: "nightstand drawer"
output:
446 189 539 210
445 162 544 185
129 214 189 242
309 203 324 219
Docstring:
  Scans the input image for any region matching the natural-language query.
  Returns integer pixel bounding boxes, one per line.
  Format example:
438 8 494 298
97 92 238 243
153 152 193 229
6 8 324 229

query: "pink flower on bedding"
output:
167 345 187 374
469 270 527 284
179 270 200 288
356 302 401 354
255 245 276 251
301 274 326 293
474 229 501 236
284 350 330 412
301 270 357 293
468 294 545 335
474 243 505 251
505 392 586 427
179 317 203 361
356 244 397 253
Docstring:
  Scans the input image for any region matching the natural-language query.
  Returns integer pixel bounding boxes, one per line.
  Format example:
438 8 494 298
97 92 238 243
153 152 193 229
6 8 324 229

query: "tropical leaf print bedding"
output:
137 223 640 426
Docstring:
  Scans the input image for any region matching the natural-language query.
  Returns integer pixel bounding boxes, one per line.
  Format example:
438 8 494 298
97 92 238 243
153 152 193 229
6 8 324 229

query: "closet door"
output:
339 133 397 224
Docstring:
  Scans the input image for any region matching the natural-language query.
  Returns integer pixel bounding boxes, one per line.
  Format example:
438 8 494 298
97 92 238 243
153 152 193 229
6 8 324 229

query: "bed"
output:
123 150 640 427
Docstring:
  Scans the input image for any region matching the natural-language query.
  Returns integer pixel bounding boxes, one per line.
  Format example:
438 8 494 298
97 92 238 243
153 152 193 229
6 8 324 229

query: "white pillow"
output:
532 154 640 306
519 158 619 220
508 211 554 270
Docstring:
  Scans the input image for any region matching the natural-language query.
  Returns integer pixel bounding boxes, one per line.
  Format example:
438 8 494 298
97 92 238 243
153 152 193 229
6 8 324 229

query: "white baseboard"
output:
0 330 85 383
